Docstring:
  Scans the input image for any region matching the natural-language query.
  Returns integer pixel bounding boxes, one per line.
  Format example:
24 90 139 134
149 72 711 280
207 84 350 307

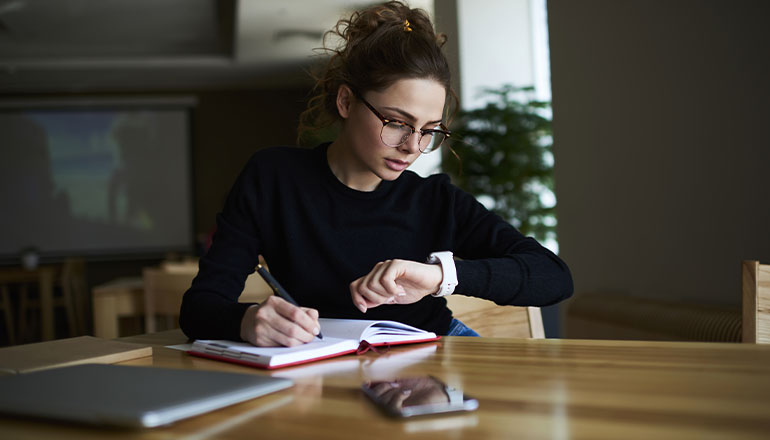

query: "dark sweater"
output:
179 143 572 339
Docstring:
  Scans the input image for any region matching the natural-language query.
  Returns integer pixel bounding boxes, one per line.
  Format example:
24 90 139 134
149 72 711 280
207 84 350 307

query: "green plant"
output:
443 85 556 243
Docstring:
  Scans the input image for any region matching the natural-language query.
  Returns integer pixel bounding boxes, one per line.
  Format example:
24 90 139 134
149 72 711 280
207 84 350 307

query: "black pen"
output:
256 264 323 340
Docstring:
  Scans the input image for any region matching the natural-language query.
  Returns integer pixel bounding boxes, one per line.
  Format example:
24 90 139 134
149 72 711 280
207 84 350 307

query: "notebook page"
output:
318 318 381 340
318 318 435 344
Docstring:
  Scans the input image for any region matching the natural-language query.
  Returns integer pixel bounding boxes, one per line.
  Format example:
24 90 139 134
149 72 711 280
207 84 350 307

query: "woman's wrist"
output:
425 263 444 296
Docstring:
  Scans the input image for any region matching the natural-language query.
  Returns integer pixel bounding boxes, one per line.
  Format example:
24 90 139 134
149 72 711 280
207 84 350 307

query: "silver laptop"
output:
0 363 293 428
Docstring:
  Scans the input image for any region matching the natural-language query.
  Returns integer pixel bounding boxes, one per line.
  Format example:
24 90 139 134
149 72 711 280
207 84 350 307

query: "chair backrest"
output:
60 258 88 336
445 295 545 338
142 262 274 333
159 259 273 303
564 292 741 342
742 260 770 343
143 267 196 333
240 271 273 304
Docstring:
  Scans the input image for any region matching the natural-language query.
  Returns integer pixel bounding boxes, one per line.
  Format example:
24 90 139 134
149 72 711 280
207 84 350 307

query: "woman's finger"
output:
254 296 317 346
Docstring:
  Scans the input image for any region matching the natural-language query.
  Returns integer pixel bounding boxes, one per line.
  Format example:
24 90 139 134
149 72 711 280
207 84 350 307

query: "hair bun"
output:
297 1 457 144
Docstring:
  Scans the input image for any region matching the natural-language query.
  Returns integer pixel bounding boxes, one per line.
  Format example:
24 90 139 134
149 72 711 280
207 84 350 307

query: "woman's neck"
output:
326 137 382 192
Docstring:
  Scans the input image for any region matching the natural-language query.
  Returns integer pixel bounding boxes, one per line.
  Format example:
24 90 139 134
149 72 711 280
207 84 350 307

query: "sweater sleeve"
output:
179 155 263 341
450 184 573 307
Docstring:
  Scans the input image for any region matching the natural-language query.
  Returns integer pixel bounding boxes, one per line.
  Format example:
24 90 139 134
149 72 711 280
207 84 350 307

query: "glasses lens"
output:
419 131 447 153
381 122 412 146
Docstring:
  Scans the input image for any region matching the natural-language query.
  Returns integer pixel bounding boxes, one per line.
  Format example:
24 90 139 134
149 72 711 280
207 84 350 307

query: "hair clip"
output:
403 19 412 32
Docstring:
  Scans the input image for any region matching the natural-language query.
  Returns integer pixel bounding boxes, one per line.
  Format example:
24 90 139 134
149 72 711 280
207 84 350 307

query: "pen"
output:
256 264 323 340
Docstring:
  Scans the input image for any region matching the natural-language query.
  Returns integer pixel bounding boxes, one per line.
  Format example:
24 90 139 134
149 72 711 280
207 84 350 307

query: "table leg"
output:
0 285 15 345
93 294 120 340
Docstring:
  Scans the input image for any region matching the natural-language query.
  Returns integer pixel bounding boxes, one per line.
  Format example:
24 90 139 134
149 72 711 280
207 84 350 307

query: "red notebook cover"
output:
187 318 442 370
187 336 441 370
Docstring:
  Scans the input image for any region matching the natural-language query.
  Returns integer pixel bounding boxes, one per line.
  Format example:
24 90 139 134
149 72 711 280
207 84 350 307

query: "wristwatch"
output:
443 384 464 405
426 251 458 297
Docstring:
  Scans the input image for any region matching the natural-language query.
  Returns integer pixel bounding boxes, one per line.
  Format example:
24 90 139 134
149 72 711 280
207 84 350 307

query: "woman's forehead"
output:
369 78 446 122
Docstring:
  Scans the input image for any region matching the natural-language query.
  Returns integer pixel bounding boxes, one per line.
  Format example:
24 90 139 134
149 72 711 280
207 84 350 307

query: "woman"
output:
179 1 572 347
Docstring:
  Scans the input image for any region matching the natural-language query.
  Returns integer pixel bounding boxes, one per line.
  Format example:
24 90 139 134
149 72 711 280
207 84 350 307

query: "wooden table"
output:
2 331 770 439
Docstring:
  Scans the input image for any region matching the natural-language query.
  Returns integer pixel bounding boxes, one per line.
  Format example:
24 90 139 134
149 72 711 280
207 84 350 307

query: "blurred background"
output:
0 0 768 344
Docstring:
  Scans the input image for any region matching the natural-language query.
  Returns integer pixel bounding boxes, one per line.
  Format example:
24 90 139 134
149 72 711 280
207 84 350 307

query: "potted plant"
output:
443 85 556 245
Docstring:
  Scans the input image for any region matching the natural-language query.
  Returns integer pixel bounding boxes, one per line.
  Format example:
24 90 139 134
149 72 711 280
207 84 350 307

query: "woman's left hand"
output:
350 259 443 313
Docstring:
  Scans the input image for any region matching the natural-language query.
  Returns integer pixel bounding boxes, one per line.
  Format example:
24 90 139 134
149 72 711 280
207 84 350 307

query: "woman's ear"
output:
336 84 354 119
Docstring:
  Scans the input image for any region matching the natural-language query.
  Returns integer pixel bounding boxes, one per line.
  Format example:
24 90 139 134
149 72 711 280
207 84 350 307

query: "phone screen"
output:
361 376 478 417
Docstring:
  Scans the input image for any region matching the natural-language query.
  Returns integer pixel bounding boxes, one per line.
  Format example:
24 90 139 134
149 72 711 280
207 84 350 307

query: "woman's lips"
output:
385 158 410 171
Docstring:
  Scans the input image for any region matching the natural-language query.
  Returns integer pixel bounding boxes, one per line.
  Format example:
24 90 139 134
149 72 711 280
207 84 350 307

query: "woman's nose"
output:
398 131 421 154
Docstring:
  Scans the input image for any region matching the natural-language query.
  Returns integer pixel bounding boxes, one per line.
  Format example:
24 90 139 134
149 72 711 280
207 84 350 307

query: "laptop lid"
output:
0 363 293 428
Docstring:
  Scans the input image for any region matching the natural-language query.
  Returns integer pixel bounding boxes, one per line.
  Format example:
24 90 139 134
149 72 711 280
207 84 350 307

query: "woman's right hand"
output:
239 296 320 347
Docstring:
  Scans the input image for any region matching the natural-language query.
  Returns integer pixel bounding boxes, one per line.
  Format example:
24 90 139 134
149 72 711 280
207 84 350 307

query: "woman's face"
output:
340 77 447 186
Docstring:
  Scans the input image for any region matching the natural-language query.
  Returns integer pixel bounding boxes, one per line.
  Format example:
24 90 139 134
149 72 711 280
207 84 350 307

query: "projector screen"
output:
0 99 194 261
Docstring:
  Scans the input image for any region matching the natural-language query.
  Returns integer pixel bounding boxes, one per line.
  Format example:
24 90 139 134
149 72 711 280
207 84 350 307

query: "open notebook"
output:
188 318 440 370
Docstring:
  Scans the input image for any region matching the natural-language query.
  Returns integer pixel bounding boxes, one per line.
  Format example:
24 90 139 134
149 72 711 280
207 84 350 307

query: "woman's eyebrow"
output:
382 106 443 125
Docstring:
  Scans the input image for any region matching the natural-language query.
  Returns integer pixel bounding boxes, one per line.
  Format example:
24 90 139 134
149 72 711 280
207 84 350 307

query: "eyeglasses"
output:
356 93 451 154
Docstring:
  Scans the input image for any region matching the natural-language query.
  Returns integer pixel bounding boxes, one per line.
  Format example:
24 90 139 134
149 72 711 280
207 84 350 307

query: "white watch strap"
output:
444 385 464 405
426 251 458 297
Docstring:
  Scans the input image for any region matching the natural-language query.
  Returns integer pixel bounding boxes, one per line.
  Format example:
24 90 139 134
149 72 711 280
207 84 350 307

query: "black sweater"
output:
179 143 572 339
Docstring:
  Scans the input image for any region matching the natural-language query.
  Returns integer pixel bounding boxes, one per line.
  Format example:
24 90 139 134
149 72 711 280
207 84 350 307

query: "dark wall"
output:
191 88 311 236
548 0 770 309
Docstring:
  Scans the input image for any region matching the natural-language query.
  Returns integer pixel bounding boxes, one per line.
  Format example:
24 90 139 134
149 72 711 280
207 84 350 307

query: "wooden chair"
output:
445 295 545 338
143 263 273 334
91 276 145 339
564 292 741 342
0 284 15 345
239 271 273 304
59 259 88 336
742 260 770 343
143 267 194 333
17 259 86 341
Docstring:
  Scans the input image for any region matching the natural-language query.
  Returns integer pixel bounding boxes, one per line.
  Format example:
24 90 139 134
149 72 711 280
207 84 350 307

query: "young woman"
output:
179 1 572 347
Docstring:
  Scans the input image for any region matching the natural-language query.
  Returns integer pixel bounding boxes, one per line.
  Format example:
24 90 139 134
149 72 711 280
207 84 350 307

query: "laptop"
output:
0 363 293 428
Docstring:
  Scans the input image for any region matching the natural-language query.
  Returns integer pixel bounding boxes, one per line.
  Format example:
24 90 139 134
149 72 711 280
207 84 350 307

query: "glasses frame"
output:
355 92 451 153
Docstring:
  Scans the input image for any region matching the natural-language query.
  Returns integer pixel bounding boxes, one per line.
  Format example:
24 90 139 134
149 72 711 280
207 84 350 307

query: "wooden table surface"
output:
2 330 770 439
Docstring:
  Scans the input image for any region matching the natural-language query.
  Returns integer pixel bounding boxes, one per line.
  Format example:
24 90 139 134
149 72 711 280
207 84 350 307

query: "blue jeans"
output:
447 318 480 337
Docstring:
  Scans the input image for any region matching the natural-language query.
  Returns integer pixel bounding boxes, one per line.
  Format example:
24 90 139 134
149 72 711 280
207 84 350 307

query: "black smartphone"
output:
361 376 479 418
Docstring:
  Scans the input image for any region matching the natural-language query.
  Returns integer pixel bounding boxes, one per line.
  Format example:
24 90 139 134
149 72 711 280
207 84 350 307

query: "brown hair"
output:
298 1 457 144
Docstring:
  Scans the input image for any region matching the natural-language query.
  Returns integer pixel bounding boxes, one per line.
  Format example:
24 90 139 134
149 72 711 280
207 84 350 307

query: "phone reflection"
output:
362 376 476 417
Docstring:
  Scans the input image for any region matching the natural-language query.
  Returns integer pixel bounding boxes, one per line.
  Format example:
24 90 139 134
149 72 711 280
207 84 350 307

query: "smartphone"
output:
361 376 479 418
